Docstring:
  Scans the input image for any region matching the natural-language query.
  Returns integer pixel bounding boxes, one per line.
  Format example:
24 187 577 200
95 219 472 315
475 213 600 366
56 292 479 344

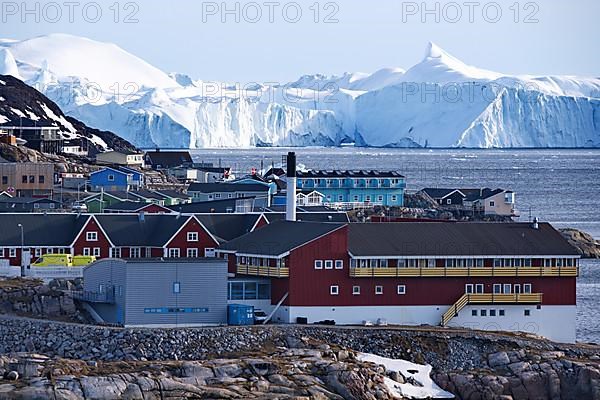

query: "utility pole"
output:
17 224 24 276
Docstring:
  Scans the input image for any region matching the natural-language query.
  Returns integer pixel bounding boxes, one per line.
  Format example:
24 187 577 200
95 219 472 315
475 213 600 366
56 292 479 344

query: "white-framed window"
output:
98 284 105 293
215 193 221 199
481 309 487 317
86 231 98 241
397 285 406 295
446 198 452 205
107 174 115 182
476 259 484 268
83 248 91 256
524 309 531 317
391 195 397 202
475 284 484 294
523 284 532 294
338 195 344 201
503 259 512 267
556 258 564 267
514 284 521 294
314 260 323 269
93 248 101 257
204 248 216 257
0 248 4 257
370 259 379 268
330 285 339 295
380 259 388 268
365 195 371 202
187 248 198 258
503 284 512 294
375 285 383 295
168 248 180 258
398 259 406 268
489 201 495 207
352 286 360 295
9 248 16 258
493 284 502 294
428 259 436 268
110 247 121 258
228 193 234 199
130 247 141 258
524 258 532 267
325 260 333 269
335 260 344 269
408 259 416 268
187 232 199 242
34 248 42 257
353 195 359 202
465 284 474 294
173 282 181 294
514 258 522 267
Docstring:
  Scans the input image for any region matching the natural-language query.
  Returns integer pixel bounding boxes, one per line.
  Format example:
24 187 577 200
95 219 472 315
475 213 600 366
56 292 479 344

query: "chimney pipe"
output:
532 217 539 230
286 152 297 222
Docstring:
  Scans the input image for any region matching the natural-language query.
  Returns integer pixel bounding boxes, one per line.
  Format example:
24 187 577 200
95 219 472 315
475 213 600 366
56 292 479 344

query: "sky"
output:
2 0 599 83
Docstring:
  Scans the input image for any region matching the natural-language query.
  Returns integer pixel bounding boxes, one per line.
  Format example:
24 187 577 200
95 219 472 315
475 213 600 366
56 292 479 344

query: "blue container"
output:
228 304 254 326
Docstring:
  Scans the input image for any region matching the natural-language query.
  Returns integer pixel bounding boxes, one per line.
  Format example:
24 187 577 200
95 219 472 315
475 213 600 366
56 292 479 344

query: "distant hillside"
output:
0 74 138 155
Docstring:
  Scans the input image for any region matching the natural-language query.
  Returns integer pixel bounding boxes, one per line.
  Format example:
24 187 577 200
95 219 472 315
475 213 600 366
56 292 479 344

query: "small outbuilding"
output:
79 258 228 327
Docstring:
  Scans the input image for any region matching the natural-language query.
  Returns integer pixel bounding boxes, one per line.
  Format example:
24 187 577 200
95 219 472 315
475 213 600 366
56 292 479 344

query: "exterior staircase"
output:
441 293 543 326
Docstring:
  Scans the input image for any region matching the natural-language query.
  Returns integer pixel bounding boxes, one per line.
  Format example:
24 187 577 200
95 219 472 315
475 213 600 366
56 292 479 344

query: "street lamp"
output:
17 224 24 276
77 182 88 203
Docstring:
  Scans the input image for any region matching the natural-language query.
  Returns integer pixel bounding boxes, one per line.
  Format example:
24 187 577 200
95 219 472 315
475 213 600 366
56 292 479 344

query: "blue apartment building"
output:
296 170 405 206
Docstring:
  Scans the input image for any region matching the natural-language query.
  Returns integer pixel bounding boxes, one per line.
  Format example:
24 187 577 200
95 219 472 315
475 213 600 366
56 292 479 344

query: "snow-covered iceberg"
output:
1 34 598 149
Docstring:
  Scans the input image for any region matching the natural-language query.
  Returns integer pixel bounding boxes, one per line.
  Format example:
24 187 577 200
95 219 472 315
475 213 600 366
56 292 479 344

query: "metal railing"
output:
71 289 115 304
350 266 578 278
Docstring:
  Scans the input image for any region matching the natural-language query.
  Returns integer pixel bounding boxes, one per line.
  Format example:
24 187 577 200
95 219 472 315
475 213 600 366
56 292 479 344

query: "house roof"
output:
218 220 346 256
94 214 189 247
89 167 129 177
103 201 170 212
421 188 463 199
422 188 508 202
0 197 60 204
144 151 193 168
129 189 168 201
297 170 404 179
263 212 350 224
264 167 285 177
348 222 579 257
168 198 257 214
187 183 270 193
0 214 89 246
154 189 191 200
196 214 263 243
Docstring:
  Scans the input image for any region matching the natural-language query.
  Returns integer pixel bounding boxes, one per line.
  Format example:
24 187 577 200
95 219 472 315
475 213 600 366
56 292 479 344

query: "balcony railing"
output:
441 293 543 326
349 266 578 278
72 289 115 304
236 264 289 278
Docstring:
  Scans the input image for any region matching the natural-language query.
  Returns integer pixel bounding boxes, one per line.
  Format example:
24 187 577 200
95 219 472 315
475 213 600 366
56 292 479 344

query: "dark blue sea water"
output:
189 148 600 342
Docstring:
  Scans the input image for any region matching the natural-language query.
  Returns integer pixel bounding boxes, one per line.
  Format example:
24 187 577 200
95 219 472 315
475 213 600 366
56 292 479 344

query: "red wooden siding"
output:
163 217 219 257
72 218 112 258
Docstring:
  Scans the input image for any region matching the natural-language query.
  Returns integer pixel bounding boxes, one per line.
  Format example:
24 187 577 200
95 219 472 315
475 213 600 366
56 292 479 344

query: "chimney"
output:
286 152 297 222
532 217 539 230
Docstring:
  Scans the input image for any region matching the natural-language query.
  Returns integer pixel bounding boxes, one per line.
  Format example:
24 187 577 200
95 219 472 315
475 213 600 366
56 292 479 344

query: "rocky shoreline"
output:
560 228 600 259
0 316 599 399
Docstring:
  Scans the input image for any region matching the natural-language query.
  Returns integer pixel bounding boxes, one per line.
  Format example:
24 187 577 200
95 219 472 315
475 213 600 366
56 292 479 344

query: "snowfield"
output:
0 34 599 149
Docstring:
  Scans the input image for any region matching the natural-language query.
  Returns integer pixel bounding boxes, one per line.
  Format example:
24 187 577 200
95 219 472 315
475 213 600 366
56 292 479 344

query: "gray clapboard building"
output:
80 258 228 327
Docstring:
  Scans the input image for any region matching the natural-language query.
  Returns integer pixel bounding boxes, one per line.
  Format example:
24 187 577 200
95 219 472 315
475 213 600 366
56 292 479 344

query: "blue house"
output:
90 167 136 192
296 170 406 207
118 166 144 189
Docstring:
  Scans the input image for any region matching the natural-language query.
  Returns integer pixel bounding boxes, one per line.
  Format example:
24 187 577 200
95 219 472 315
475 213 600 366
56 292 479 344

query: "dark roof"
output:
297 170 404 179
219 221 345 256
94 214 188 246
421 188 461 199
0 197 60 204
0 214 89 246
422 188 507 201
264 167 285 177
187 183 270 193
264 212 349 224
168 198 258 214
154 189 191 200
196 214 262 243
144 151 193 168
348 222 579 257
103 201 169 212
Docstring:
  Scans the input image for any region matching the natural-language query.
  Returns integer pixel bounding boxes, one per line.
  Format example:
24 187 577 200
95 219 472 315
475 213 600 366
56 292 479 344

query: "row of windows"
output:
299 178 402 187
1 248 69 258
86 231 203 244
227 281 271 300
351 258 578 268
465 283 533 294
237 256 286 268
314 260 344 270
323 194 399 203
11 175 46 184
471 309 532 317
83 247 216 258
330 284 406 296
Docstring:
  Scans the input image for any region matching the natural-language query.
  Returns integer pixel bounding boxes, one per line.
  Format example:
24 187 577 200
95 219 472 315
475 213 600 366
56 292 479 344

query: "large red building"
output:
218 220 580 343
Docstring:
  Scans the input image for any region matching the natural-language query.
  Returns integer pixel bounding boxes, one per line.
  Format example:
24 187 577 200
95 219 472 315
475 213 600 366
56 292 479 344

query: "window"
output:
397 259 406 268
230 282 244 300
514 284 521 294
168 248 180 258
39 175 45 184
83 248 91 256
204 248 215 257
330 285 339 295
335 260 344 269
130 247 141 258
352 286 360 295
375 285 383 295
187 248 198 258
380 259 388 268
99 284 105 293
494 259 502 268
108 174 115 182
93 248 101 257
187 232 199 242
34 248 42 257
365 195 371 202
110 247 121 258
475 284 484 294
493 284 502 294
377 195 383 202
258 283 270 299
465 284 474 294
446 198 452 205
556 258 563 267
86 232 98 241
466 259 474 268
514 259 522 267
476 259 484 267
9 248 17 258
408 259 416 268
481 309 487 317
1 176 7 184
314 260 323 269
325 260 333 269
173 282 181 293
428 259 436 268
353 195 359 202
215 193 221 199
503 284 512 294
370 259 378 268
489 201 495 207
524 258 532 267
0 248 4 257
503 259 512 267
34 203 40 209
524 309 531 317
22 175 27 183
523 284 532 294
28 175 35 183
544 258 552 267
472 310 478 317
490 309 497 317
338 195 344 201
391 195 397 202
397 285 406 295
499 310 505 316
